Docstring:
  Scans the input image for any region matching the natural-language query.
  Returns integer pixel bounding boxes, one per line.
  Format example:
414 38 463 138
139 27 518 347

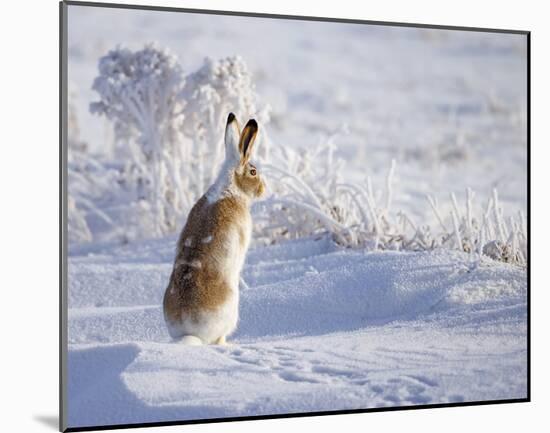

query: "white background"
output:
0 0 546 432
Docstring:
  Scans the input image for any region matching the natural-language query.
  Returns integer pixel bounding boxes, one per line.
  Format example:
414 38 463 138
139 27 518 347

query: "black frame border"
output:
59 1 531 431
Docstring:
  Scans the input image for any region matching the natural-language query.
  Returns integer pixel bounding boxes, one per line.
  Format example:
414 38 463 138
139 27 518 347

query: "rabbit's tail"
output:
180 335 203 346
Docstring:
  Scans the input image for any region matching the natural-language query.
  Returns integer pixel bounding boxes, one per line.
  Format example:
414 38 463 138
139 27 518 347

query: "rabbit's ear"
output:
239 119 258 165
224 113 241 163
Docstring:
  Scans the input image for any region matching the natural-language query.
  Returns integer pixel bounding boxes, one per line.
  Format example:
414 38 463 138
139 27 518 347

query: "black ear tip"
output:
227 112 236 124
246 119 258 130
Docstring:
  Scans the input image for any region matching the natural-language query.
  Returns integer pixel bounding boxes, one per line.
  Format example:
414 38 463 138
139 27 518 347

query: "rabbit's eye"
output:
250 168 257 176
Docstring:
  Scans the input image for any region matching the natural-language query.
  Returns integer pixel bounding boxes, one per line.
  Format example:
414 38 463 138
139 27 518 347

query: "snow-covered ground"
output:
67 236 527 428
65 4 528 429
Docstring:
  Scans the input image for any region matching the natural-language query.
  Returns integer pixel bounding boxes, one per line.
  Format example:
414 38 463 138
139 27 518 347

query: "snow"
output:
67 235 527 428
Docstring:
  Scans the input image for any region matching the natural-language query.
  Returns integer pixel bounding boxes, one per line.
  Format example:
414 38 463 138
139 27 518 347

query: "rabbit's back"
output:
163 194 251 342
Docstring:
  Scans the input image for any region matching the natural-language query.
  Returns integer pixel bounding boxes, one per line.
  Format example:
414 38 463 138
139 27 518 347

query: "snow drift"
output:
67 236 527 428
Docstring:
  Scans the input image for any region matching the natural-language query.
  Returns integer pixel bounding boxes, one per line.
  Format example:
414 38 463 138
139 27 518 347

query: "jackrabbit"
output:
163 113 265 345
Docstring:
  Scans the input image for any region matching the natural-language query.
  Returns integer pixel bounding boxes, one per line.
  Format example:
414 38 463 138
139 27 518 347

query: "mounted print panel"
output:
60 1 529 431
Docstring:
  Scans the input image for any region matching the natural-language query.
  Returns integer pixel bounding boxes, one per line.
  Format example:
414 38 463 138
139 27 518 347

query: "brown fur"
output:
235 163 265 198
163 193 251 324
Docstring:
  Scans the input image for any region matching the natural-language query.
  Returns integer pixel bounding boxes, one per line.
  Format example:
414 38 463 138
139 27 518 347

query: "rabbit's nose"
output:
257 179 267 197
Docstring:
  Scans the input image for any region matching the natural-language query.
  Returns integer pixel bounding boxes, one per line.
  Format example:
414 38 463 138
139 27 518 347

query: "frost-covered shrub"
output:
67 83 93 243
425 189 526 265
68 196 92 244
254 138 526 266
252 125 390 248
69 82 150 245
67 83 88 158
179 56 270 199
253 129 351 243
90 44 186 236
254 144 397 249
89 48 272 237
